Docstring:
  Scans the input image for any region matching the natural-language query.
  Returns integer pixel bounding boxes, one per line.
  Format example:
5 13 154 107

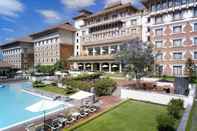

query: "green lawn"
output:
37 85 66 95
71 100 167 131
186 102 197 131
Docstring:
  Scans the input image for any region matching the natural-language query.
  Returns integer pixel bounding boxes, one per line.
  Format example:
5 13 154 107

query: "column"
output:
119 63 122 73
109 63 112 73
91 63 94 72
108 46 111 55
99 63 102 72
100 47 103 55
117 45 120 52
93 48 96 56
83 63 86 71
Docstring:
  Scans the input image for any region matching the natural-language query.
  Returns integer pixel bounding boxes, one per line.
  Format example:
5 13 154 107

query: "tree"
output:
54 60 66 71
184 58 195 81
116 38 154 80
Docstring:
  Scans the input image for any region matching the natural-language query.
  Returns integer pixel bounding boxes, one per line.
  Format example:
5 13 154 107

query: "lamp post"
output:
43 110 46 130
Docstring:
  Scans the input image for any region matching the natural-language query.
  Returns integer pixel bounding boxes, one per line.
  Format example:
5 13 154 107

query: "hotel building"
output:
69 2 145 73
30 22 76 66
0 37 34 70
143 0 197 76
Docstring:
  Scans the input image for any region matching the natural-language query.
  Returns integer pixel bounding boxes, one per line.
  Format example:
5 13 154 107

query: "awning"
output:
70 91 94 100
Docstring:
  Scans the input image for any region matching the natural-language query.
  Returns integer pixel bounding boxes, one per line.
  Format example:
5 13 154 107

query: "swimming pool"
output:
0 82 63 130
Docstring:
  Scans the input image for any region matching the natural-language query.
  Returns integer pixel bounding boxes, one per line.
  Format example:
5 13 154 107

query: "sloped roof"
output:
30 22 76 38
0 36 33 47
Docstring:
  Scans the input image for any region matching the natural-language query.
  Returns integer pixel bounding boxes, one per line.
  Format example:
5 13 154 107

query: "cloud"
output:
105 0 144 9
1 16 16 23
0 0 24 17
37 9 62 24
1 28 14 32
61 0 96 9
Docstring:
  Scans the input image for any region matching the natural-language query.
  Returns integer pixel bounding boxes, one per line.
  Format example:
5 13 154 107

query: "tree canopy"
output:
116 38 154 80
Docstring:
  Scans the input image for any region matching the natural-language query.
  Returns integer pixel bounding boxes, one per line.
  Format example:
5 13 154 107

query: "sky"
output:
0 0 144 45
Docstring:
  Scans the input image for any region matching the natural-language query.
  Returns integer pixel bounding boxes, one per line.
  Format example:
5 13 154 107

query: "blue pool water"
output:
0 82 61 129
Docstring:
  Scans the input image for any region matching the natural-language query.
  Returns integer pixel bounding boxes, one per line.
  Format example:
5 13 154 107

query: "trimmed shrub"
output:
72 73 103 81
65 85 77 95
156 113 176 131
65 80 93 91
33 81 46 88
167 99 184 119
94 77 116 96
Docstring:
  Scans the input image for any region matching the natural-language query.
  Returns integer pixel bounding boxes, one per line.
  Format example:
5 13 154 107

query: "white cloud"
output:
105 0 130 6
2 28 14 32
105 0 144 9
61 0 96 9
37 9 62 24
0 0 24 17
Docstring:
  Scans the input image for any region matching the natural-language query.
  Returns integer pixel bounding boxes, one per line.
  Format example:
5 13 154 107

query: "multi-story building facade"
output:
30 22 76 66
143 0 197 76
69 2 145 73
0 37 34 70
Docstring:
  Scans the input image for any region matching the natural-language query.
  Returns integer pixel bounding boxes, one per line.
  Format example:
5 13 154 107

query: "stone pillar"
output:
109 63 112 73
108 46 111 55
83 63 86 71
100 47 103 55
93 48 96 56
91 63 94 72
117 45 120 52
99 63 102 72
119 63 122 73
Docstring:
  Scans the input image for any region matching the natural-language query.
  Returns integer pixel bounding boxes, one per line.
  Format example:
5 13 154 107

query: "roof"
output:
73 10 93 20
0 37 33 48
30 22 76 38
70 91 94 100
84 3 137 20
0 61 13 68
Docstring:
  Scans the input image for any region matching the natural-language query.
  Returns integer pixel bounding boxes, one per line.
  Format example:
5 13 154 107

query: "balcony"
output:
149 2 197 16
81 26 142 46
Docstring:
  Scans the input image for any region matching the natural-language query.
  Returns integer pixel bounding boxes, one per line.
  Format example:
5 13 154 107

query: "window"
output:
155 41 163 48
194 52 197 59
131 19 137 25
173 11 182 21
156 53 163 60
155 28 163 36
155 16 163 24
76 33 79 36
173 26 182 33
173 39 182 47
194 23 197 32
194 7 197 17
173 66 183 76
76 45 79 49
76 39 79 43
194 37 197 45
173 52 182 60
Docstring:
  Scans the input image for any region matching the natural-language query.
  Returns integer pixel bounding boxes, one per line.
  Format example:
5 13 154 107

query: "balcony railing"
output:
81 26 142 45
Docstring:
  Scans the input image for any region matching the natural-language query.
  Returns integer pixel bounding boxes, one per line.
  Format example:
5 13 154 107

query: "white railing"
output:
82 27 141 45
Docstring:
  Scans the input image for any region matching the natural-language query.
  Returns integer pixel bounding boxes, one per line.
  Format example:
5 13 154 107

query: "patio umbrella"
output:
25 100 64 112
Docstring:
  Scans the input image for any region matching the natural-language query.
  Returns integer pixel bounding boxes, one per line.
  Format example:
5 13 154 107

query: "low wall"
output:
30 76 58 82
121 84 196 108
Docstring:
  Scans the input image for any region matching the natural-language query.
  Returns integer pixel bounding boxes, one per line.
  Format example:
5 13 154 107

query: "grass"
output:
186 102 197 131
37 85 67 95
70 100 167 131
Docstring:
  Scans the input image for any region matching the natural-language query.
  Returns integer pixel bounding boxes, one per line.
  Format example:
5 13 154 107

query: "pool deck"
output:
4 96 121 131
